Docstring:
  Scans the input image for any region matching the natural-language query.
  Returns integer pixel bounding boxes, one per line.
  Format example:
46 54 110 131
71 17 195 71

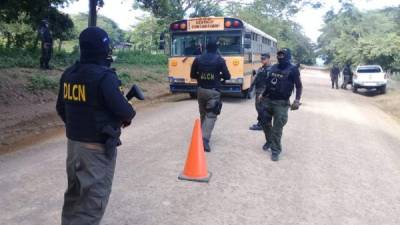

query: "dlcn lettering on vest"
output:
63 82 87 102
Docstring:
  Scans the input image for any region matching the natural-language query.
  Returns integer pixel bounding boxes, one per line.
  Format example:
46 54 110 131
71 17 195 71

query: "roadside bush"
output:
117 72 132 86
27 74 58 92
115 51 167 65
0 47 78 69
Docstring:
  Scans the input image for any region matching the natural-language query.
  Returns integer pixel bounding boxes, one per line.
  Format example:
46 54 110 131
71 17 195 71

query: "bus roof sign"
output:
188 17 224 31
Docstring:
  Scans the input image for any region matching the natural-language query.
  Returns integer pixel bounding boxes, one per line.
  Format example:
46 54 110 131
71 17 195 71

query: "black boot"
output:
263 142 271 151
249 122 263 131
203 138 211 152
271 153 279 161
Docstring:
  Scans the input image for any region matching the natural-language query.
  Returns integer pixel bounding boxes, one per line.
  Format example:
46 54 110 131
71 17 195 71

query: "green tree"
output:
228 0 317 64
72 13 125 44
0 0 75 48
190 1 224 17
318 3 400 71
134 0 225 22
127 16 164 52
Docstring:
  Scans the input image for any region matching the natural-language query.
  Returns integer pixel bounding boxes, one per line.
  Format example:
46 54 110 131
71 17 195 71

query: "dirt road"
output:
1 69 400 225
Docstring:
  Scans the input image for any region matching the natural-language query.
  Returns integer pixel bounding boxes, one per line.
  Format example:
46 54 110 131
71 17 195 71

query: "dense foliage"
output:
0 0 74 48
227 0 317 64
318 3 400 71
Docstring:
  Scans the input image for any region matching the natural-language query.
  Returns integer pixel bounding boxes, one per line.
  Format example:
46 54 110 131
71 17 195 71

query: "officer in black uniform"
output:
260 48 302 161
330 64 340 89
190 38 231 152
341 63 353 89
249 53 271 131
56 27 135 225
38 20 53 69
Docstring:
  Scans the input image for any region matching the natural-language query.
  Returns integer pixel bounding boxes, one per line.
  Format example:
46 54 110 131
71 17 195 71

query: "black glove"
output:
122 120 132 128
291 100 301 111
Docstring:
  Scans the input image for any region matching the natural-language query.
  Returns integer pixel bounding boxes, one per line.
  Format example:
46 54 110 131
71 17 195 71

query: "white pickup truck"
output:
353 65 387 94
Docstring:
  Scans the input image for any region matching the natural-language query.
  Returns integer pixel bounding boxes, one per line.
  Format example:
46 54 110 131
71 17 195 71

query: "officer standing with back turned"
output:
190 38 231 152
56 27 135 225
260 48 302 161
249 53 271 131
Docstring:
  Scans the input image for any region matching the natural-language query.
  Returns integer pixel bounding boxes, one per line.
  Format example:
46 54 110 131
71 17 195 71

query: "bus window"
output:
171 34 204 57
206 31 241 55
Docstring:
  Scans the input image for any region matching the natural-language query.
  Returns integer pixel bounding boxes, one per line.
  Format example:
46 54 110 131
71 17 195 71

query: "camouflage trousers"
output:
197 87 221 142
259 98 290 155
61 140 116 225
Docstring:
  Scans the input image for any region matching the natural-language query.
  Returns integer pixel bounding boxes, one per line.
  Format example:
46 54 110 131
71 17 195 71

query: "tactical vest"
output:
62 63 119 143
196 54 224 89
264 64 296 100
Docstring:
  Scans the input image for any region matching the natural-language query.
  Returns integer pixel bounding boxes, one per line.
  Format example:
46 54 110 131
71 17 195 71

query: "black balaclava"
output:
79 27 111 66
206 37 218 53
277 48 292 69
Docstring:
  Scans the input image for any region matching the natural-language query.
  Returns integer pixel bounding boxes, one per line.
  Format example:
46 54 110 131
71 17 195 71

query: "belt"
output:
82 142 106 152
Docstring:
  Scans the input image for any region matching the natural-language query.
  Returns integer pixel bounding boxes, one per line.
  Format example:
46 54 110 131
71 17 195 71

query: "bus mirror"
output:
244 39 251 49
159 33 165 50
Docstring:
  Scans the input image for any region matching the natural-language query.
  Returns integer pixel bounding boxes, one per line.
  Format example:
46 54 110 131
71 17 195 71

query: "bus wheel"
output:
189 92 197 99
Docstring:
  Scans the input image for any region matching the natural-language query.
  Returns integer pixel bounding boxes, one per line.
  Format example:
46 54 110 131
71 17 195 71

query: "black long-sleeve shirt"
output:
190 52 231 89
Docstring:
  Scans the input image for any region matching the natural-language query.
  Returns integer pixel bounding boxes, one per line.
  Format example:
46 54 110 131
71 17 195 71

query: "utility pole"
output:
88 0 97 27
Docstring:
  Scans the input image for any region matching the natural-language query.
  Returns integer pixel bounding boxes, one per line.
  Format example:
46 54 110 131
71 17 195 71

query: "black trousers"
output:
40 42 52 69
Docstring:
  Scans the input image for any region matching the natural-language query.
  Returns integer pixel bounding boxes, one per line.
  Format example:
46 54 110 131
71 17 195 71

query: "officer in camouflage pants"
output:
260 48 302 161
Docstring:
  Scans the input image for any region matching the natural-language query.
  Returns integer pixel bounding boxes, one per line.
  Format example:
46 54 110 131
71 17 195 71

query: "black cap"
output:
261 53 270 60
79 27 110 60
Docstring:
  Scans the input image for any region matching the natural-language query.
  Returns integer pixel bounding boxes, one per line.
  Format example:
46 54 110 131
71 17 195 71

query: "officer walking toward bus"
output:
190 38 231 152
260 48 302 161
56 27 135 225
249 53 271 131
38 19 53 69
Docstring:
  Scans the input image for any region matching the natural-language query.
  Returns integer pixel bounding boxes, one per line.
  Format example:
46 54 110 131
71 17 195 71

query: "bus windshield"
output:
171 31 242 57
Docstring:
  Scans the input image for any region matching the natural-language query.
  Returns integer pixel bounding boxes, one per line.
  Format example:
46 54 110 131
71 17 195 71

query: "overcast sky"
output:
60 0 399 42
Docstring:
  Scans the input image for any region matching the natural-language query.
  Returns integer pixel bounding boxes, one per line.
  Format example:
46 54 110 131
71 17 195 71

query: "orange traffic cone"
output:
178 119 212 183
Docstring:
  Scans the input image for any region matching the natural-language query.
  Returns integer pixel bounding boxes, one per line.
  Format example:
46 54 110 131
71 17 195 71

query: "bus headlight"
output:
170 60 178 67
168 77 185 83
225 78 243 84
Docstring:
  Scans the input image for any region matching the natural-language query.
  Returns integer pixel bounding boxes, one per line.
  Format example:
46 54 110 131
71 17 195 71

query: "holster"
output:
213 100 223 115
101 125 121 159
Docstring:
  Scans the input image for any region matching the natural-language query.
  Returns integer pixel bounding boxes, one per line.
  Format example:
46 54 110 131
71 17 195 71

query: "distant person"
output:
194 43 203 55
38 20 53 69
190 38 231 152
330 64 340 89
341 64 353 90
249 53 271 131
56 27 135 225
185 40 201 55
260 48 303 161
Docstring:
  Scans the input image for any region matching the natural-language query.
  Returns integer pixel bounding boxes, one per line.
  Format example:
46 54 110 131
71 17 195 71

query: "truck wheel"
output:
379 86 387 94
189 92 197 99
352 86 358 93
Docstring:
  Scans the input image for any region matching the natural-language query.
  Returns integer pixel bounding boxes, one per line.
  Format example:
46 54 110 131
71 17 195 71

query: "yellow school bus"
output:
165 17 277 98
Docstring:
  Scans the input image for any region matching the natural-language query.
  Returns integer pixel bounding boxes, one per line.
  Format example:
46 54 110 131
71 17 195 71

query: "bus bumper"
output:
170 84 242 94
